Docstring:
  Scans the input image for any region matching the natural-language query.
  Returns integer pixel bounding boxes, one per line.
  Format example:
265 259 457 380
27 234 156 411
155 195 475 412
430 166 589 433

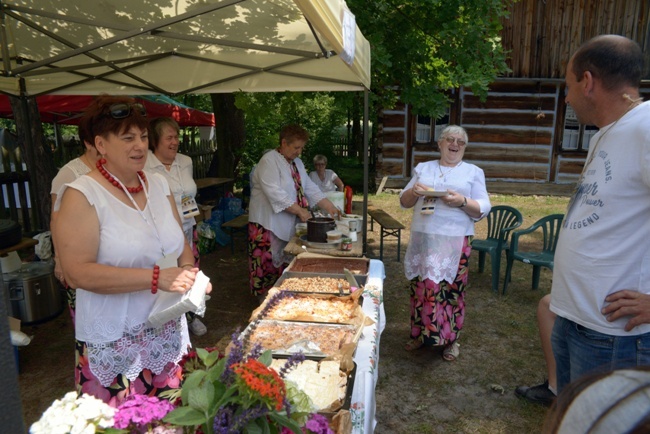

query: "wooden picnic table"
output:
195 177 234 190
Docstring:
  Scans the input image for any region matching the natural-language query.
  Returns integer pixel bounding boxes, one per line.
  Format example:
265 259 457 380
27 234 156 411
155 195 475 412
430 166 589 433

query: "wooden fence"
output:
0 130 37 233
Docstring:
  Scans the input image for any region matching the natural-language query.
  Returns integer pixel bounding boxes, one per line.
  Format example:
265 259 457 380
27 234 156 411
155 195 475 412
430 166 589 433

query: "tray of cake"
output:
273 273 365 296
241 319 362 358
252 287 366 325
285 254 370 276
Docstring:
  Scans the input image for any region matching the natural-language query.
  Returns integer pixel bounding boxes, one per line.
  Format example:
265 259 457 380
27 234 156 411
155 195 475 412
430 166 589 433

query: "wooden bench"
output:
221 214 248 254
368 209 405 262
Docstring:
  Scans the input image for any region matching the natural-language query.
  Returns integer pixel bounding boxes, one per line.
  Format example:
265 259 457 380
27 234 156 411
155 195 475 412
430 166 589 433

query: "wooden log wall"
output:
375 102 408 180
502 0 650 79
416 81 561 183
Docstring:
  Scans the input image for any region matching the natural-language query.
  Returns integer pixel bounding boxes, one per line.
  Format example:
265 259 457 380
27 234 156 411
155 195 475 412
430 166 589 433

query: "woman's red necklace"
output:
96 158 146 193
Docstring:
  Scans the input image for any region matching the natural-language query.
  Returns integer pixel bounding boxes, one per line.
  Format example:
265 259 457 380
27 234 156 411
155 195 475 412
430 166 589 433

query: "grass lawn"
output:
364 192 569 434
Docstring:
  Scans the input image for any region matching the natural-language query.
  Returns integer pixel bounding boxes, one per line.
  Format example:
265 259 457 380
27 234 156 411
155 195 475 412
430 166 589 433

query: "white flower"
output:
30 392 116 434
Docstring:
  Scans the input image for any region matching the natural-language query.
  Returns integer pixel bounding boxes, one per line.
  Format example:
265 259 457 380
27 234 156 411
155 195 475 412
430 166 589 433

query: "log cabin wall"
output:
376 0 650 191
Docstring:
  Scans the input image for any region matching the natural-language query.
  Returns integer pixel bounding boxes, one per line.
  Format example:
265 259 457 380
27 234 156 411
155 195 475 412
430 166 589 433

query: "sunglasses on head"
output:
105 103 147 119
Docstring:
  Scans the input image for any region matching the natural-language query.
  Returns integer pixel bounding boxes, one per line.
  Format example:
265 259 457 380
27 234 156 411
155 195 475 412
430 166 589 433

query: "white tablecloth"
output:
350 259 385 434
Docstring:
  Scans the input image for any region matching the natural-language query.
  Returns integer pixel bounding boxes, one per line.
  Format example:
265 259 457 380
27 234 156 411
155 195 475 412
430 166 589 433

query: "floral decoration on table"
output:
31 291 337 434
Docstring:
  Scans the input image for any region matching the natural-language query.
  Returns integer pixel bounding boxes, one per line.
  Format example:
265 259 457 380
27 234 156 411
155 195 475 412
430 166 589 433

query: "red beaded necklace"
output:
96 158 146 194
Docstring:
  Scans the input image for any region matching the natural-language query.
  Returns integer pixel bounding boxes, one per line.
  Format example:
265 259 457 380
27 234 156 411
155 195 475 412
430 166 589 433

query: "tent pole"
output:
362 88 369 256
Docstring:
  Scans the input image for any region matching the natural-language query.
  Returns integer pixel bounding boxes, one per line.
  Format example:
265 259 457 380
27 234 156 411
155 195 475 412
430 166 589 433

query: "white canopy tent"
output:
0 1 371 430
0 0 370 95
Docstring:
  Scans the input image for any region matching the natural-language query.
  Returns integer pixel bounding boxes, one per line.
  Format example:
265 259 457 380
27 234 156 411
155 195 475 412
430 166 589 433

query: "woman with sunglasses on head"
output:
399 125 491 361
54 95 211 405
145 117 207 337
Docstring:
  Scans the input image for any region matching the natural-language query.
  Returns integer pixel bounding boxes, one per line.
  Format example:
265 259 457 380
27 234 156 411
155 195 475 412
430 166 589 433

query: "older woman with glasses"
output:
308 154 344 193
399 125 491 361
54 95 211 405
145 116 207 337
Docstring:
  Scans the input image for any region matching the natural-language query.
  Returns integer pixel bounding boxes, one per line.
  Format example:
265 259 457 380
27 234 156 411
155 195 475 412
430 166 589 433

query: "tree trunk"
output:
8 96 56 232
208 93 245 181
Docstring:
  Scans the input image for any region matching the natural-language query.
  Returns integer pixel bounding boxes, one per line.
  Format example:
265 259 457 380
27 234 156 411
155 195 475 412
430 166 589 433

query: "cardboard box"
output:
8 316 20 332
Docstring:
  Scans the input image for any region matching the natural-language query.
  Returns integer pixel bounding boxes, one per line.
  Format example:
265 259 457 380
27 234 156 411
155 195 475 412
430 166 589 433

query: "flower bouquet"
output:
31 292 338 434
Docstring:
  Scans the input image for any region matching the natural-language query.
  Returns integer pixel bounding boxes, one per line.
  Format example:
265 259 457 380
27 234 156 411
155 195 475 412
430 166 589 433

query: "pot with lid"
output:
307 217 336 243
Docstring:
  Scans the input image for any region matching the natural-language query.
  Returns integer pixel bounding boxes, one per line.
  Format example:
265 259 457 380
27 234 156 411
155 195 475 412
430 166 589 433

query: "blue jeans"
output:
552 316 650 393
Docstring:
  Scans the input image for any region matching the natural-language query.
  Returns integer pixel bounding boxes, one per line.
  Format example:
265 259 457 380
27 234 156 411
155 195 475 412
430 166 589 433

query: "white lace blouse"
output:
400 160 491 283
56 173 190 386
50 157 92 196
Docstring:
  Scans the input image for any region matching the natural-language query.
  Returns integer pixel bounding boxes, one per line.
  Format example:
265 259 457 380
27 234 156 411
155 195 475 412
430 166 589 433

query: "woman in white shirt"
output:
50 117 101 323
308 154 344 193
248 125 339 302
55 95 211 404
399 125 491 361
145 117 207 337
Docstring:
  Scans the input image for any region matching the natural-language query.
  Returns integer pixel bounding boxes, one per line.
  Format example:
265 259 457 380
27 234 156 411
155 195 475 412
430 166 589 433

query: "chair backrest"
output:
485 205 524 243
533 213 564 254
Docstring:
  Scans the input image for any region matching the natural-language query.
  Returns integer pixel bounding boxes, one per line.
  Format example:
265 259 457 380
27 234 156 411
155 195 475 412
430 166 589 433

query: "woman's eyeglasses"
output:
443 136 467 146
105 103 147 119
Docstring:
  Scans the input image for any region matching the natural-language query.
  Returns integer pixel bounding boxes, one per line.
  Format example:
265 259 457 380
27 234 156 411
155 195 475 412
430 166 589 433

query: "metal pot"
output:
307 217 336 243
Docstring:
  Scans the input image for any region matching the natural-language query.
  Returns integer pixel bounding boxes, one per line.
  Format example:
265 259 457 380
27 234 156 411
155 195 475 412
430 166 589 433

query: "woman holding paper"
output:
54 95 211 405
145 116 207 337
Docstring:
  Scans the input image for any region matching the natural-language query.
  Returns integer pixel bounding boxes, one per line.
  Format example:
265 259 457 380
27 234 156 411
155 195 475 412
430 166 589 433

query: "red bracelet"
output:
151 265 160 294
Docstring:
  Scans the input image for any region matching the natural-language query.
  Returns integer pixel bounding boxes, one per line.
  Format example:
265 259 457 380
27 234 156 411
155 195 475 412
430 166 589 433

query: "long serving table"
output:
283 235 363 257
350 259 386 433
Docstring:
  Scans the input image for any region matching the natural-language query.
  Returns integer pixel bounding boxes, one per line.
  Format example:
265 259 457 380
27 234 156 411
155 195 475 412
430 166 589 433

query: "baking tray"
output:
285 256 370 276
242 319 360 357
272 355 356 412
274 272 367 292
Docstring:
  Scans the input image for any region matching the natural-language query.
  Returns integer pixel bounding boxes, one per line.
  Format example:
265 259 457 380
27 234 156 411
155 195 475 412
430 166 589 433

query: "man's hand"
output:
602 290 650 331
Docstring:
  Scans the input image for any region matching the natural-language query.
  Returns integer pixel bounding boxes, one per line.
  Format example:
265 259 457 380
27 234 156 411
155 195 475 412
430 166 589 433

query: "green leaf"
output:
181 370 207 404
204 349 222 368
209 383 238 415
259 350 273 366
188 380 215 412
206 357 227 383
268 412 302 434
163 405 207 426
244 417 267 434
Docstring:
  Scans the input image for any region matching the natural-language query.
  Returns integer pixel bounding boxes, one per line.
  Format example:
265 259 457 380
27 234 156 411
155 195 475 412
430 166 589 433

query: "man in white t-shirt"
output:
549 34 650 393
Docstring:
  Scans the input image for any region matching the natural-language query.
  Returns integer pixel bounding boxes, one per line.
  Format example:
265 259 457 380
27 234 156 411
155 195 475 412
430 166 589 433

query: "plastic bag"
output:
33 231 52 261
196 221 216 255
218 196 244 223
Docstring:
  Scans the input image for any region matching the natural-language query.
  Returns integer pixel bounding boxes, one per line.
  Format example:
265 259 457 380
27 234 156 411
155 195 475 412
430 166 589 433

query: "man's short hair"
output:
572 35 644 91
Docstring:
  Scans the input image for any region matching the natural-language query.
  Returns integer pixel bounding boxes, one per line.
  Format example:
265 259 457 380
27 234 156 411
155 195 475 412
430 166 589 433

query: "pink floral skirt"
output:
248 222 285 297
408 237 471 346
74 339 182 407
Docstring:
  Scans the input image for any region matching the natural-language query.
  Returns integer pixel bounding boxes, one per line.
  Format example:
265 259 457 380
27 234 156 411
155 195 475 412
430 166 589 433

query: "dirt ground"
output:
18 195 555 433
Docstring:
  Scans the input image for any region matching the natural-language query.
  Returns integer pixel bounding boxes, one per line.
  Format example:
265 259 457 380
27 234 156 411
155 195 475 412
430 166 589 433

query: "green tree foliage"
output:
233 91 349 176
346 0 513 118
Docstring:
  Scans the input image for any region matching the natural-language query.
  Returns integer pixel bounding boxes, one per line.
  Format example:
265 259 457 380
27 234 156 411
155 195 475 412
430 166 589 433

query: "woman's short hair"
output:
149 117 180 151
439 125 468 143
81 95 149 142
280 124 309 145
313 154 327 166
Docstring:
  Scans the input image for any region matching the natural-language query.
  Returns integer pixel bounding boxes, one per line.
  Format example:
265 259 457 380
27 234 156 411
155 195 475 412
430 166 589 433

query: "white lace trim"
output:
270 231 292 268
86 318 188 387
272 196 298 214
404 233 464 284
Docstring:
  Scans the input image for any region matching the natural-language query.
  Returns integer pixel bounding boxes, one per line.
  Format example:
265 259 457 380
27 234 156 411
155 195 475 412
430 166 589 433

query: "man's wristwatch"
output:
459 196 467 208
